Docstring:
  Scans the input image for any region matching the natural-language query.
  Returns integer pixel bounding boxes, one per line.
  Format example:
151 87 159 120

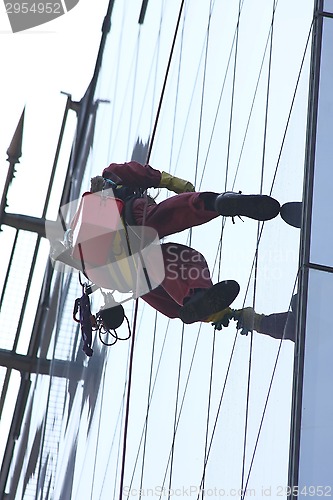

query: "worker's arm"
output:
103 161 195 193
102 161 161 189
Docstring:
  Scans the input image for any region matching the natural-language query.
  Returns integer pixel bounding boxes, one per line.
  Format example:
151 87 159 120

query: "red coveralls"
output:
102 161 219 319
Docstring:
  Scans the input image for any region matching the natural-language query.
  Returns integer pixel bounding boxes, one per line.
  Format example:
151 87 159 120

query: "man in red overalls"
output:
90 161 280 325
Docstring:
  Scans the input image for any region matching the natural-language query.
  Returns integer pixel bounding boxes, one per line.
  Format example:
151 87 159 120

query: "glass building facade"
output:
1 0 330 498
289 0 333 492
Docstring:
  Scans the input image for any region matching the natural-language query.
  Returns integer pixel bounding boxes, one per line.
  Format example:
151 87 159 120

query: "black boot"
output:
179 280 240 324
280 202 302 228
215 192 280 221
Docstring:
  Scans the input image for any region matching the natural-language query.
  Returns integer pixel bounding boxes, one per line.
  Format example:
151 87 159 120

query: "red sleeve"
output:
102 161 162 189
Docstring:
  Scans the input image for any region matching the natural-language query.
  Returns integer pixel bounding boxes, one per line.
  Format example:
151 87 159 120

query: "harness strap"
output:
123 195 140 226
122 195 153 292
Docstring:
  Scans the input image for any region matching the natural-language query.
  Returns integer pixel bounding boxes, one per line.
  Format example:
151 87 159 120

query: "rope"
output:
118 299 139 500
160 2 218 494
90 362 108 499
192 8 313 496
201 330 216 500
224 0 244 193
197 14 240 191
126 318 171 493
117 3 185 498
231 7 278 191
107 0 131 161
269 19 314 195
158 324 203 499
126 30 142 158
241 0 277 494
194 0 214 189
97 385 126 499
166 327 185 500
196 330 240 499
146 0 186 162
240 22 314 495
106 4 312 500
132 0 166 146
149 0 167 142
240 274 300 499
138 312 157 499
192 3 219 499
168 0 187 171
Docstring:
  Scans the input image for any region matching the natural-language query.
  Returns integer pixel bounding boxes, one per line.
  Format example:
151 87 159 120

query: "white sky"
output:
0 0 109 200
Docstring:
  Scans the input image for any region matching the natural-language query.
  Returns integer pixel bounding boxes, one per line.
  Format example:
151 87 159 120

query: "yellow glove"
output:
206 307 233 329
159 171 195 194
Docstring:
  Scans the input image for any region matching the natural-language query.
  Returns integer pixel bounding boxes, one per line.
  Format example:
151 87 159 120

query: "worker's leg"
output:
141 285 182 319
132 193 218 238
160 243 213 305
141 243 239 323
141 242 213 317
132 191 280 239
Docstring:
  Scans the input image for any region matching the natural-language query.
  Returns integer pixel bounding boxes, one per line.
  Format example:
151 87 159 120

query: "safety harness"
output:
73 277 131 357
70 184 150 356
70 188 148 292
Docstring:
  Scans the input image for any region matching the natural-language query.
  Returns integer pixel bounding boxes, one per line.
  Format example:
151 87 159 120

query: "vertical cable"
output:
224 0 243 192
149 0 166 139
201 331 216 500
117 3 185 498
118 300 139 500
146 0 186 162
126 319 171 493
158 325 203 500
240 1 276 494
107 0 128 160
194 0 214 188
90 363 108 499
138 312 158 500
166 327 185 500
168 0 187 170
240 22 313 500
126 30 142 158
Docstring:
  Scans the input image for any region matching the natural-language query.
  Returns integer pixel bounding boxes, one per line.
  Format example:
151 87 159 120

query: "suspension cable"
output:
117 3 186 498
126 318 171 494
194 12 313 497
118 299 139 500
241 1 277 494
138 312 158 500
146 0 186 162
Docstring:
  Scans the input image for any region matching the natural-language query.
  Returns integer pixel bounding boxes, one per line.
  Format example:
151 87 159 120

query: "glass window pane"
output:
310 18 333 268
324 0 333 12
298 269 333 488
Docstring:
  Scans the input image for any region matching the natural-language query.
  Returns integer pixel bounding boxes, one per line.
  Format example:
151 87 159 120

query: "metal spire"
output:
0 108 25 228
6 108 25 162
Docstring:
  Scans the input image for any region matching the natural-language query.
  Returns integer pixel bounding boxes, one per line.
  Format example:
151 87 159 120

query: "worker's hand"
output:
90 176 105 193
159 171 195 194
90 176 117 193
233 307 264 335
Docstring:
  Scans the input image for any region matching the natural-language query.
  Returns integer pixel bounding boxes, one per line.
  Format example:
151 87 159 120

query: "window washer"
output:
85 161 281 324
